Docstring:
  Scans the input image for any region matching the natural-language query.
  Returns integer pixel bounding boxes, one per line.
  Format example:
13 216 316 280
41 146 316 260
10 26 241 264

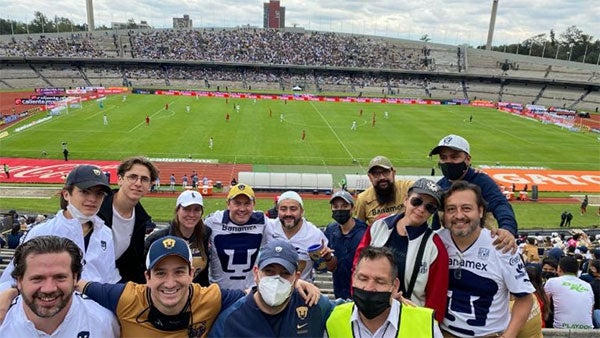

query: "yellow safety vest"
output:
326 302 434 338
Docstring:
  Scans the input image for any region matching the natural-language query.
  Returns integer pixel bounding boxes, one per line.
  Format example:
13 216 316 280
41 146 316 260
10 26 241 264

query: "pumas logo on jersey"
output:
101 240 107 251
188 320 207 338
477 248 489 260
419 261 428 274
77 331 90 338
296 306 308 320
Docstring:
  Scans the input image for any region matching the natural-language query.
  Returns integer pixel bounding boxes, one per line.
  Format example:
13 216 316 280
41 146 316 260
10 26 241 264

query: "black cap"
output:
408 178 442 206
66 165 111 195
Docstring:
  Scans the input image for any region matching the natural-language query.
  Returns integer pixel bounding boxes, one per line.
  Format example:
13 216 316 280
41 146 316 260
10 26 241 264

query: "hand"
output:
318 239 334 259
391 290 416 307
0 287 19 324
491 228 517 254
295 279 321 307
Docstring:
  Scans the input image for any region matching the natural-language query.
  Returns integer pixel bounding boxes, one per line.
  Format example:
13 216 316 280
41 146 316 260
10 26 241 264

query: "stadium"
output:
0 3 600 336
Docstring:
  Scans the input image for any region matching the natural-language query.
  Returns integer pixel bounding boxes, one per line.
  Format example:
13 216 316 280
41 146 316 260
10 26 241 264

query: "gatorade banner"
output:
483 169 600 192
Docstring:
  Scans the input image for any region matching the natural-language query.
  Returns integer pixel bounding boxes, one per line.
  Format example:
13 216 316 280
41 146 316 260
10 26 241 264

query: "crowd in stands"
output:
518 229 600 329
128 29 428 70
0 33 106 58
0 210 46 249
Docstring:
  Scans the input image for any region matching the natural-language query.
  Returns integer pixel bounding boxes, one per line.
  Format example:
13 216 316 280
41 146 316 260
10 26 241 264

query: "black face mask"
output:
541 271 558 280
439 161 468 181
352 287 391 319
332 210 352 225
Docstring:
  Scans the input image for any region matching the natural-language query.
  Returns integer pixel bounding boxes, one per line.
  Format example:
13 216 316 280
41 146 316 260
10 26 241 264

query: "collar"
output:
382 213 429 240
351 298 400 334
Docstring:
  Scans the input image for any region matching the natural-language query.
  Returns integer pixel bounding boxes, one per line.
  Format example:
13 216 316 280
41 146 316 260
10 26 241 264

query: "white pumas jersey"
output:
205 210 268 290
438 228 535 337
0 293 119 337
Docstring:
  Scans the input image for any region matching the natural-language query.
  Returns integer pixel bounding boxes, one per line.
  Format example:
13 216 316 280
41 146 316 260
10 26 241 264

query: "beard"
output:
23 290 71 319
374 179 396 205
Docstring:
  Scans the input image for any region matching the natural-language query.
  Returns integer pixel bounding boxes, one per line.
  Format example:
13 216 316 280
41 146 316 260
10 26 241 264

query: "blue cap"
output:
258 240 299 274
547 247 564 262
146 236 192 270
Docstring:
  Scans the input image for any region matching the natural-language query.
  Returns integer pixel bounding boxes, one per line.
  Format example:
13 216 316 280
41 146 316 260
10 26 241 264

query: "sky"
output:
1 0 598 46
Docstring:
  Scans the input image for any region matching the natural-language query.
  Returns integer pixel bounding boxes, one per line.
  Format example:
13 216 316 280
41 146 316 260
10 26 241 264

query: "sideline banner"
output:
483 169 600 192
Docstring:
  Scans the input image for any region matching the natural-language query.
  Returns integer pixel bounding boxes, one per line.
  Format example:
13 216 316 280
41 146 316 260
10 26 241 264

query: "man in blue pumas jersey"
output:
209 240 337 338
204 184 268 290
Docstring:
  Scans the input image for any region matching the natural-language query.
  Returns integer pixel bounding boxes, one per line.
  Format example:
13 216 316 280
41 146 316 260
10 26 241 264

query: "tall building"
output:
173 14 193 29
263 0 285 29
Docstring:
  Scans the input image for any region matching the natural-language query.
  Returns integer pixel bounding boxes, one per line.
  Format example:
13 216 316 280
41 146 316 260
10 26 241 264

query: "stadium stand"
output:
0 27 598 110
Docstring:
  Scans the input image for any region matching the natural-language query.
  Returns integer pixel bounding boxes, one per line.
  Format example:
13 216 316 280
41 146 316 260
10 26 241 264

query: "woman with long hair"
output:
144 190 211 286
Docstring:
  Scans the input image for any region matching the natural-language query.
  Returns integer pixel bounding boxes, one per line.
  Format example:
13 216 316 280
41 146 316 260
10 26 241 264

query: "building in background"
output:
263 0 285 29
173 14 193 29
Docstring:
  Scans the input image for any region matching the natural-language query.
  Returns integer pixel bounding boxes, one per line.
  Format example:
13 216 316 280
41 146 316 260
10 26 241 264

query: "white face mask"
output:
66 203 95 224
258 275 293 307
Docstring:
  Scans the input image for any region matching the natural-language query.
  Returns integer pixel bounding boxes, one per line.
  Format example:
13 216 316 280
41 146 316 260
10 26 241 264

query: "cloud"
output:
2 0 598 46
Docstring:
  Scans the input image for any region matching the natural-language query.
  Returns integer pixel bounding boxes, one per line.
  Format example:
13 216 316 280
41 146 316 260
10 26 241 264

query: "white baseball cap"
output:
176 190 204 207
277 191 303 208
429 134 470 156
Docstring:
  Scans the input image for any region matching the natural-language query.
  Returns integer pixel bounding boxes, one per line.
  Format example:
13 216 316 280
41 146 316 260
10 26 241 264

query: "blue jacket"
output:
324 218 367 299
432 167 518 236
209 290 335 337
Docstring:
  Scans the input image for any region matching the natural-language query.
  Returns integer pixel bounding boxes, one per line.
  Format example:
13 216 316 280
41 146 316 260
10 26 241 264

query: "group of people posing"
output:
0 133 557 338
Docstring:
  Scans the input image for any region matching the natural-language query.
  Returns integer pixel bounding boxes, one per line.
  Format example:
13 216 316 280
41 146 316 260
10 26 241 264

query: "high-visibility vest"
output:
325 302 434 338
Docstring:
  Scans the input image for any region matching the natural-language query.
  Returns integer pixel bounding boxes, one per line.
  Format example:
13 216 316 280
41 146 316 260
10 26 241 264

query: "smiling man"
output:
0 236 118 337
204 184 269 290
78 236 245 337
438 180 533 337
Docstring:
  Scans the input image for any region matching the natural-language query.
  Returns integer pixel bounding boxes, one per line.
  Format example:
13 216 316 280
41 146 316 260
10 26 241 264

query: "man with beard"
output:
355 156 413 225
264 191 331 283
429 134 518 252
0 236 118 337
438 181 533 337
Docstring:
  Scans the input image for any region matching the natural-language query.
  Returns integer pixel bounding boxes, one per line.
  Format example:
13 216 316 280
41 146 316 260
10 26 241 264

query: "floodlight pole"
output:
485 0 499 50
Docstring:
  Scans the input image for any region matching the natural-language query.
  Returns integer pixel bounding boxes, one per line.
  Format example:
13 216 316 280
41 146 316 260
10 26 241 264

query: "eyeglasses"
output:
369 169 391 177
123 174 151 185
409 196 438 214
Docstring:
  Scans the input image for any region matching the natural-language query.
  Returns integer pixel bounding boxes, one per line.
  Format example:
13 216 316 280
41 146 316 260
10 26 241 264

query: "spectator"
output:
544 256 594 329
6 224 22 249
145 190 211 286
438 180 534 337
584 259 600 328
581 195 589 215
265 195 279 219
264 191 331 283
429 134 518 253
209 240 336 337
326 246 442 337
97 156 159 283
354 156 413 224
324 191 367 299
0 236 118 337
354 178 448 323
0 165 120 290
522 237 541 264
204 184 268 290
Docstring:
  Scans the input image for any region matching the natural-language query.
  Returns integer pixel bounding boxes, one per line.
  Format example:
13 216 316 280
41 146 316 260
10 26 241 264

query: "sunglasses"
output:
409 196 438 214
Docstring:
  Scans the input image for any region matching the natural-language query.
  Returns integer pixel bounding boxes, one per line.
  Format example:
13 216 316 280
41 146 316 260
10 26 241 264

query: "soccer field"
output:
1 93 598 172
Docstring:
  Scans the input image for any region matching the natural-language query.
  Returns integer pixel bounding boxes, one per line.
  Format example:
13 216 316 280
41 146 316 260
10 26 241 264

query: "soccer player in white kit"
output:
438 181 534 337
0 236 118 337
